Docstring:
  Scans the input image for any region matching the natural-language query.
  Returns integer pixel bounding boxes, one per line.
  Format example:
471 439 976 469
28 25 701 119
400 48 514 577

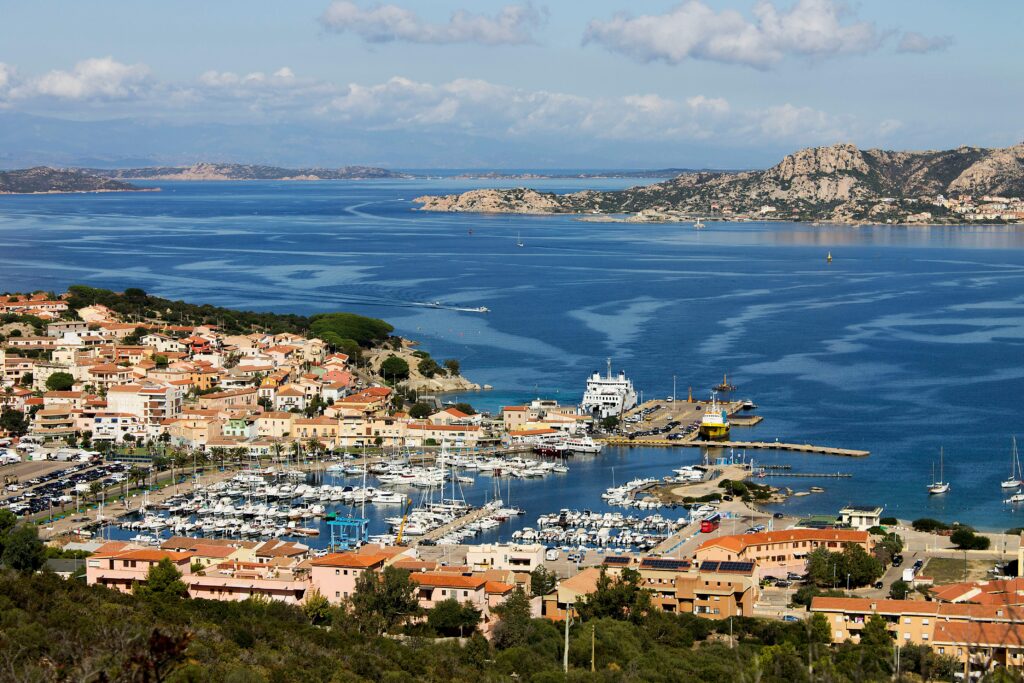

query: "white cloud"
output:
897 32 953 54
327 75 848 145
584 0 882 68
320 1 543 45
27 57 151 100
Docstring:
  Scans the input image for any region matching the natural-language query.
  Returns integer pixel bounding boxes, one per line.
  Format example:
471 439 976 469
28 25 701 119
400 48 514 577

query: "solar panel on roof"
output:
717 561 755 573
700 561 720 572
641 558 690 571
604 556 631 565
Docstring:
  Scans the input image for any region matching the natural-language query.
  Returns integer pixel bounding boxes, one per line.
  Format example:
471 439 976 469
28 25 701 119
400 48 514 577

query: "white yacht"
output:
580 358 638 419
1001 437 1022 489
928 448 950 495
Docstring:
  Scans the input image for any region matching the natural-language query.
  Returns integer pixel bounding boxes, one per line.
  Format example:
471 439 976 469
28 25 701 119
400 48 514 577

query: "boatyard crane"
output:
395 497 414 545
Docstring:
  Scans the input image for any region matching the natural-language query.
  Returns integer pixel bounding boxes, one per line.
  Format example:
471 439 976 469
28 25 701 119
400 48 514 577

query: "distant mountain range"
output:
415 143 1024 224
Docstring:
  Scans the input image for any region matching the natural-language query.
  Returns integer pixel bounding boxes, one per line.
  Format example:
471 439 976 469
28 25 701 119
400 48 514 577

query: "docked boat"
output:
698 393 730 441
1001 437 1022 489
556 436 603 455
580 359 638 419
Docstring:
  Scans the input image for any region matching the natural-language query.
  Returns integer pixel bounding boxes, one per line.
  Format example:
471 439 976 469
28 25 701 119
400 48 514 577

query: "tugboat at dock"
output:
698 392 731 441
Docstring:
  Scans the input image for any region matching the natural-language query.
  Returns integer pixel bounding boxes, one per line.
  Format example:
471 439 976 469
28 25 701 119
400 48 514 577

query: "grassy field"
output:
924 557 994 584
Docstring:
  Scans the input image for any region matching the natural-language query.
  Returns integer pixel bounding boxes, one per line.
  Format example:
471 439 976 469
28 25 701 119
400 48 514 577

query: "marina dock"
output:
413 507 494 545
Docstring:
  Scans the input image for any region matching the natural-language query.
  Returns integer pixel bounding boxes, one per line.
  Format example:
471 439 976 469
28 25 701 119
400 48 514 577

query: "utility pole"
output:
563 602 573 674
591 624 595 672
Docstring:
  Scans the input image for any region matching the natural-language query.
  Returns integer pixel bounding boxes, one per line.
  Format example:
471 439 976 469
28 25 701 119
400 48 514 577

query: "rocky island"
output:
415 142 1024 225
0 167 146 195
91 162 412 181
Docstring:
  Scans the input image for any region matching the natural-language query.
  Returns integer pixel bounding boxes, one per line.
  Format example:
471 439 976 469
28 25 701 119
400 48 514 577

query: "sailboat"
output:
1000 437 1022 489
693 218 705 229
928 448 950 495
516 232 524 248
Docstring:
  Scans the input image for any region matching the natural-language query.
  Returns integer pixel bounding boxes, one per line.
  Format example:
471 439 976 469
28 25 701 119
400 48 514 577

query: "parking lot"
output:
620 399 744 441
2 459 131 518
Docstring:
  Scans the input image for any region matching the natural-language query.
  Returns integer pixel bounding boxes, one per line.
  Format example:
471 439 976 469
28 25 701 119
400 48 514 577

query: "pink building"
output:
309 552 390 602
186 561 309 604
86 548 195 592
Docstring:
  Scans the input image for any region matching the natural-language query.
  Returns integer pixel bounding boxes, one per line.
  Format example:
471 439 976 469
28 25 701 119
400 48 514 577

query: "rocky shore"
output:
414 142 1024 225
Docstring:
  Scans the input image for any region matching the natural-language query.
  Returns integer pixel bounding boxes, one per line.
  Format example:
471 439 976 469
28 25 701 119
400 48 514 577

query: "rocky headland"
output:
415 142 1024 225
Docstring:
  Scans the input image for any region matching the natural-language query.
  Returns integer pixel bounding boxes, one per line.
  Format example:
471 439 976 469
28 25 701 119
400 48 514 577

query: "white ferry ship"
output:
580 359 638 419
555 436 603 455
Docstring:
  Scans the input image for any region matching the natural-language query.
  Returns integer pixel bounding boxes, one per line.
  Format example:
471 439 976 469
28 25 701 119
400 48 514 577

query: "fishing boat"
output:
928 448 950 495
1001 437 1022 489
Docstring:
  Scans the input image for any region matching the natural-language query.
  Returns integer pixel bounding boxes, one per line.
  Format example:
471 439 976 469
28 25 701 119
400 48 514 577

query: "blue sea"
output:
3 178 1024 534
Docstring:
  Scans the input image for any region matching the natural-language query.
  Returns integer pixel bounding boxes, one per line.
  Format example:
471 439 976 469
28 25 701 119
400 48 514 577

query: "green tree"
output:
491 588 533 650
0 409 29 436
427 598 481 637
44 371 76 392
888 579 911 599
417 357 441 378
443 359 461 376
380 355 410 382
529 566 557 596
153 354 169 368
577 568 651 622
600 415 619 431
840 543 884 587
854 613 893 679
806 546 837 587
408 402 432 419
303 589 332 626
351 565 420 634
135 557 189 599
2 524 45 573
951 527 991 550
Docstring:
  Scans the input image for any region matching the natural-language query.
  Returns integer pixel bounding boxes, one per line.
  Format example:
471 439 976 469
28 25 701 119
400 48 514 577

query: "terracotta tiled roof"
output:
311 552 389 569
698 528 870 553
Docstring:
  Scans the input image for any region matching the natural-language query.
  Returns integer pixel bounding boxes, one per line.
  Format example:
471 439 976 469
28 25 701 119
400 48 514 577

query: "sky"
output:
0 0 1021 169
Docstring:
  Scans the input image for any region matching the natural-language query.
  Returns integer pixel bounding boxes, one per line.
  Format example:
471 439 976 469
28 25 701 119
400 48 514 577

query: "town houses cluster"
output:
0 292 594 453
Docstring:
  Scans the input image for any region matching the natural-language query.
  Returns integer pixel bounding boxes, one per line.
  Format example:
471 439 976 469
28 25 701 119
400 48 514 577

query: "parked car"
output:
782 615 800 622
873 581 884 589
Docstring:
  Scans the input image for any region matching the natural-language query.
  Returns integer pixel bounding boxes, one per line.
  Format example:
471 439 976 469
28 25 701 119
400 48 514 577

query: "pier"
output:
759 472 852 478
599 437 868 457
412 507 495 545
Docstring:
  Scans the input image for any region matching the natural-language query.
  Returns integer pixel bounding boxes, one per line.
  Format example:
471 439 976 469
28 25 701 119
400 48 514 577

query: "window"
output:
922 634 929 641
904 633 911 640
835 631 843 639
903 618 911 624
922 619 929 625
335 591 340 597
938 648 945 655
335 569 340 575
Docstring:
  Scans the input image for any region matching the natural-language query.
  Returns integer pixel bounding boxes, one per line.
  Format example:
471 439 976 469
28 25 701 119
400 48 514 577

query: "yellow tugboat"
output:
699 392 731 441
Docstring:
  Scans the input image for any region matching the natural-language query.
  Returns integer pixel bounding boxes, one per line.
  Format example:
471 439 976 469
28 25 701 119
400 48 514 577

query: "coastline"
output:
0 187 160 196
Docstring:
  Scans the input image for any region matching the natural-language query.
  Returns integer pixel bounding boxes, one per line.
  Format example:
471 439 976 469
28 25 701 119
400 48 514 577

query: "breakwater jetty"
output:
599 438 869 457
